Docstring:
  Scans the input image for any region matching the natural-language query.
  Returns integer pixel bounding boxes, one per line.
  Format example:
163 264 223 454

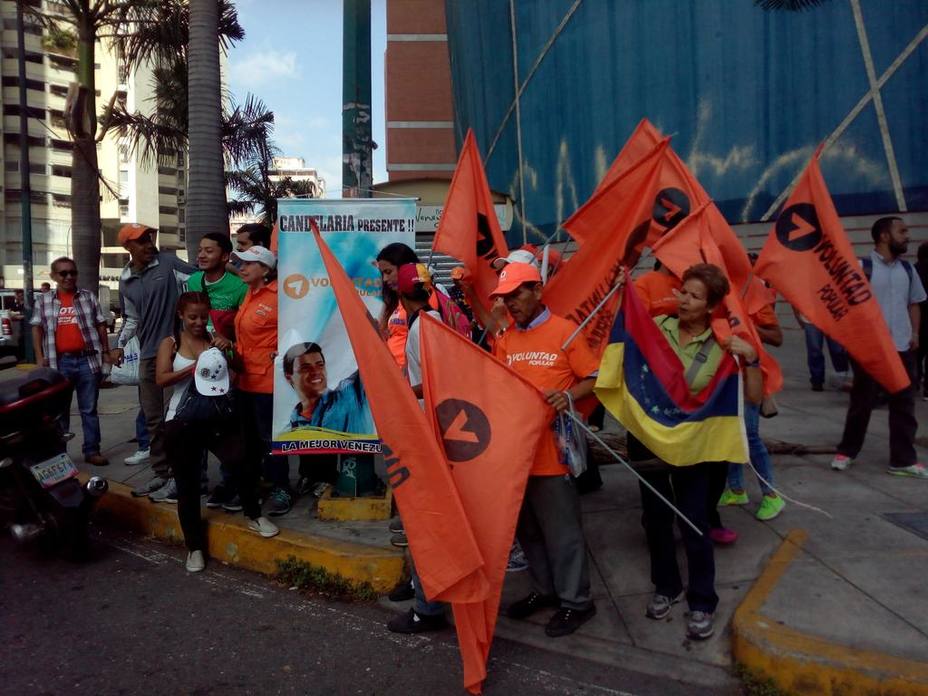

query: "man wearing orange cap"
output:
113 223 198 500
490 262 600 638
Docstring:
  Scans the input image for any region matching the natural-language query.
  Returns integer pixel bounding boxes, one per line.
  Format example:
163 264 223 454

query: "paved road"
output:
0 528 722 696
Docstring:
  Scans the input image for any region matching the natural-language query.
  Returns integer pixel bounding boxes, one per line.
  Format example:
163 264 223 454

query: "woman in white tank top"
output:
156 292 279 574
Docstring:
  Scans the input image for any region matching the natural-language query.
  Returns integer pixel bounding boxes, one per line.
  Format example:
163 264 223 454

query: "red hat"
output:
397 263 432 295
489 262 542 297
118 223 156 247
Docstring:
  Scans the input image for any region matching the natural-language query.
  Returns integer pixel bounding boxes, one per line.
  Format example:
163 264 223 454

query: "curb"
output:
90 477 405 593
732 529 928 695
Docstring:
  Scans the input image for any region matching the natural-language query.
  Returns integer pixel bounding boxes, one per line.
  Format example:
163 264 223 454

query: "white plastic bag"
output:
110 336 141 386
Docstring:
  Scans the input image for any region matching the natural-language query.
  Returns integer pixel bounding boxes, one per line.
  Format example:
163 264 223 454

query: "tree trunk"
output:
71 13 101 294
186 0 228 257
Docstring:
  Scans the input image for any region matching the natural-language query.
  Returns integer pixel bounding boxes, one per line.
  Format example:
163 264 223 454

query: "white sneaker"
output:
247 516 280 538
185 550 205 573
124 449 150 466
831 454 852 471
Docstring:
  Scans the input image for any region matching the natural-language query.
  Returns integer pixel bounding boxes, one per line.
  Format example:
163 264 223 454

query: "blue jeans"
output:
135 409 150 450
411 559 445 617
803 323 849 386
58 354 102 456
728 402 773 495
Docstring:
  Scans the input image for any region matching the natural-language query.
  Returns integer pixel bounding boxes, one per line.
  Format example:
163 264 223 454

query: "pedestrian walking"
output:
157 292 278 573
916 241 928 400
114 223 197 501
831 217 926 478
30 256 112 466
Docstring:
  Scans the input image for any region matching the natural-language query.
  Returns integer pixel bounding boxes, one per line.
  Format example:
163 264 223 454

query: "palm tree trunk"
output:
71 12 101 294
186 0 228 256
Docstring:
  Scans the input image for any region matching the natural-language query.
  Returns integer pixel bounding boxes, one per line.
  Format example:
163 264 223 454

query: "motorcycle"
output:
0 367 108 559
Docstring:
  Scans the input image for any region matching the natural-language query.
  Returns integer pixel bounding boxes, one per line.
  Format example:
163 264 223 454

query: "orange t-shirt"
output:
55 291 86 353
635 271 682 317
494 310 600 476
234 281 278 394
385 293 443 368
751 302 779 328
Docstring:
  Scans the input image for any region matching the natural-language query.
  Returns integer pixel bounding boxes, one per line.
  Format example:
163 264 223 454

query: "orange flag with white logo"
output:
433 130 509 313
311 227 489 602
545 138 668 358
653 203 784 395
754 150 909 393
419 314 551 695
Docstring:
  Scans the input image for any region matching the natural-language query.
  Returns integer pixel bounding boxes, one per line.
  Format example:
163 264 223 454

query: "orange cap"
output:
489 262 542 297
118 223 155 247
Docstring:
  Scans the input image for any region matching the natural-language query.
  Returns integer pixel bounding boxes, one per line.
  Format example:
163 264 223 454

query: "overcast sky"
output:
227 0 388 198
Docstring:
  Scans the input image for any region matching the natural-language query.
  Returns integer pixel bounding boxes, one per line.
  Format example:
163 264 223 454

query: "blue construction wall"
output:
445 0 928 244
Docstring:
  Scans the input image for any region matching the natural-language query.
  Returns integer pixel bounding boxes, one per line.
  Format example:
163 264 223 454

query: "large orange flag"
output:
652 203 784 395
419 314 551 695
433 130 509 312
754 151 909 393
572 120 771 314
312 228 489 602
544 138 668 357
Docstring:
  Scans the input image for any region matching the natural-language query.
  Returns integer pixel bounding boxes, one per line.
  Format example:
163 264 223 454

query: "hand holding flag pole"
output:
560 268 627 351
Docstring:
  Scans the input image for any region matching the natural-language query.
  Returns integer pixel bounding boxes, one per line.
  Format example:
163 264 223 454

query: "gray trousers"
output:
517 474 593 610
138 357 170 479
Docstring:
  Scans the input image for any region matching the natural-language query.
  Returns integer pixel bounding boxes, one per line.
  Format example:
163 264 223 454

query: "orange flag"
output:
311 227 489 602
433 129 509 312
544 138 668 357
419 314 551 695
652 203 784 395
754 150 909 393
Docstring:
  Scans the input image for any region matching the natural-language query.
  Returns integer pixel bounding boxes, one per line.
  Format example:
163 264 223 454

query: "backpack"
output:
174 380 235 423
861 257 914 287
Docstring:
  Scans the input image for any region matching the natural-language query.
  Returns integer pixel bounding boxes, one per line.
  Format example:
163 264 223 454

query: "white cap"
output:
233 245 276 269
194 348 230 396
491 249 538 270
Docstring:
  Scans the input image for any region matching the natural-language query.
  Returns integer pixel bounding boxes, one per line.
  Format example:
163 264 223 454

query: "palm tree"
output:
29 0 149 294
186 0 227 257
227 152 320 225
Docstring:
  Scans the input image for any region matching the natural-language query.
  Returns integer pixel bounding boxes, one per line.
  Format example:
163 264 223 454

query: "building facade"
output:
0 0 187 291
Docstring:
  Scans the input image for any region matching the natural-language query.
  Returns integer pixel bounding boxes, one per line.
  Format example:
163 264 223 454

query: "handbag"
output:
760 394 779 419
110 336 140 386
554 391 588 478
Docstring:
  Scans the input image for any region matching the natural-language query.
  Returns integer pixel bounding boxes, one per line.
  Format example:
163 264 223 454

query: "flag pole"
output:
568 413 704 537
560 280 624 350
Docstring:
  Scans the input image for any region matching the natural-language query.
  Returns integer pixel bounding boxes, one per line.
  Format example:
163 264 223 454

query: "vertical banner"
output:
272 198 417 454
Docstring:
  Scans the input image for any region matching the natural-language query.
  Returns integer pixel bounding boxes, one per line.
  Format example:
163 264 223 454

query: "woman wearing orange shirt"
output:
228 246 291 517
376 243 420 367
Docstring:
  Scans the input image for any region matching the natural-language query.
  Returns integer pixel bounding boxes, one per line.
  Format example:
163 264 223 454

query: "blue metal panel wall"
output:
445 0 928 244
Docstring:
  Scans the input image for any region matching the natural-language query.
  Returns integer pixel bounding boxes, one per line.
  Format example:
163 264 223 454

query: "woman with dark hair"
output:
156 292 277 573
375 242 421 367
614 263 763 641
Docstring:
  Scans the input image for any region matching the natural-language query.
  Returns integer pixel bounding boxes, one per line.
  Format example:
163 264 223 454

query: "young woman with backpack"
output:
156 291 278 574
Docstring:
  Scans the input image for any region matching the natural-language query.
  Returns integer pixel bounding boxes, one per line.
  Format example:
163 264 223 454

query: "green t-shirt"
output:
187 271 247 337
655 315 723 394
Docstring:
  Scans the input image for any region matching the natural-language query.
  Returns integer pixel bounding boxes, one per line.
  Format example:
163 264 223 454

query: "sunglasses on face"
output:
57 270 78 277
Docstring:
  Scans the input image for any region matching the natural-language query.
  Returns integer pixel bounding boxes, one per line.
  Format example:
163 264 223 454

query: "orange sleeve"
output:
752 303 779 328
565 330 600 380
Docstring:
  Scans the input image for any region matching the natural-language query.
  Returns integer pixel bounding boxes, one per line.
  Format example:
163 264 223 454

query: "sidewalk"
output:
11 325 928 693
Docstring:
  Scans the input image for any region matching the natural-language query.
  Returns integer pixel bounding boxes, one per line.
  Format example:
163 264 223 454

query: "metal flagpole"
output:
560 281 623 350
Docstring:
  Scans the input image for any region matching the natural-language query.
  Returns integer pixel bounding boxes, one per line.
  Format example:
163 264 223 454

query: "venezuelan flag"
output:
595 284 748 466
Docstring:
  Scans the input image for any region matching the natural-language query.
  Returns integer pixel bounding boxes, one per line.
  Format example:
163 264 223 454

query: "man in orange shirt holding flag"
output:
490 262 599 637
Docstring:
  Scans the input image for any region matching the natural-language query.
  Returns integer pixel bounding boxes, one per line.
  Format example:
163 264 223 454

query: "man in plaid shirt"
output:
31 256 113 467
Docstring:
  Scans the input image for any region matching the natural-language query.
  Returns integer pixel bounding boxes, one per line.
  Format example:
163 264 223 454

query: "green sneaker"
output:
756 495 785 521
718 489 749 506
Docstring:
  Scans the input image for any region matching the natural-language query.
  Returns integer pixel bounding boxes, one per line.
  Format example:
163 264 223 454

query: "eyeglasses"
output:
57 270 78 277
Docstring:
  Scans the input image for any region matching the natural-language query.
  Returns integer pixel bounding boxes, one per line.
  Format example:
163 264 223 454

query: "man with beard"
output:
831 217 926 478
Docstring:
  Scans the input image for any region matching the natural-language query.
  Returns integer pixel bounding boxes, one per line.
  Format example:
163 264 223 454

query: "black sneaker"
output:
388 579 415 602
295 476 314 497
388 517 404 534
545 604 597 637
386 608 447 634
266 487 292 517
507 592 559 620
390 532 408 548
206 486 233 509
221 494 243 513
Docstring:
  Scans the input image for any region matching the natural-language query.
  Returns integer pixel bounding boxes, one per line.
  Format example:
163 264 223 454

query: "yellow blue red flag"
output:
595 284 748 466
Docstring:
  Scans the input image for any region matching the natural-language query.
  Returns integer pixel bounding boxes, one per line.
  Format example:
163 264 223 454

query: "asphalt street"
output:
0 527 726 696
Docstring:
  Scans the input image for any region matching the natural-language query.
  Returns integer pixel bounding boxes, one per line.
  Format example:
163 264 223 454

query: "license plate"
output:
30 453 79 489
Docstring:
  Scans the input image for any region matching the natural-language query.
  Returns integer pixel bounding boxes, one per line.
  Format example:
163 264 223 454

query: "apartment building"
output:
0 0 186 291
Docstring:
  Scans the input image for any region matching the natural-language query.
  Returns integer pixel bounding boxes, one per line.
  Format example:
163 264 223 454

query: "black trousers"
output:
707 461 729 530
837 351 918 469
165 418 261 552
632 433 719 614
